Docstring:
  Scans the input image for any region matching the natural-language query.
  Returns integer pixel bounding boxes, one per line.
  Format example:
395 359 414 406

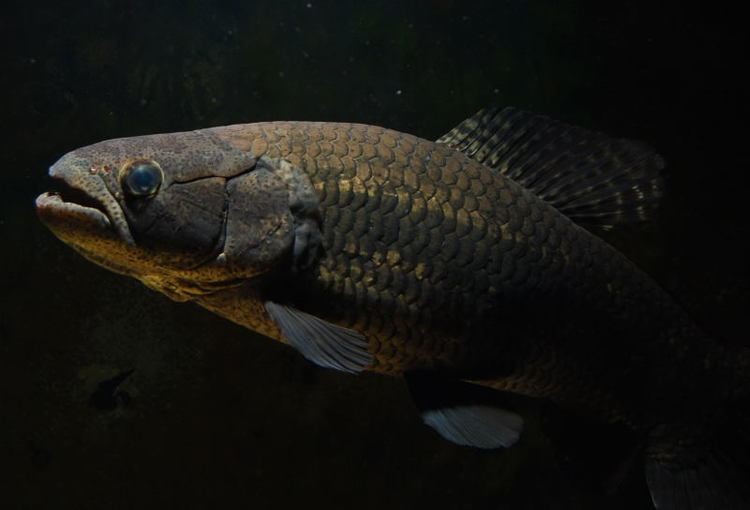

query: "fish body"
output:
37 108 749 508
193 121 723 423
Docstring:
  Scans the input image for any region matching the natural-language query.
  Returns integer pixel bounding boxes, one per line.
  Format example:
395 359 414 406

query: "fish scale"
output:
210 121 712 421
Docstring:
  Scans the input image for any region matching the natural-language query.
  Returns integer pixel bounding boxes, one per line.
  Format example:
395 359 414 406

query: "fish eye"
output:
121 160 163 197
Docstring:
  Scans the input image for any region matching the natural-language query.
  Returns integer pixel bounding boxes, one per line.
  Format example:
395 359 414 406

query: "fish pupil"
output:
124 161 162 196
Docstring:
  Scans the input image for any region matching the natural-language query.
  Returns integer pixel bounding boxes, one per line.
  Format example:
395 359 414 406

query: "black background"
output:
1 1 748 508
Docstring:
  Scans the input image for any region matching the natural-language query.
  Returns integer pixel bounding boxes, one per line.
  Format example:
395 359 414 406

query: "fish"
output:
36 107 750 508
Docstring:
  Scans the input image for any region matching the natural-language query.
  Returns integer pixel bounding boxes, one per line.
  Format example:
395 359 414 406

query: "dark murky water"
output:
2 1 748 508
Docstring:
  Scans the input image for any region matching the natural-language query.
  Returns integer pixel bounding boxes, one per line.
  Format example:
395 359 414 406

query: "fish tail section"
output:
644 415 750 509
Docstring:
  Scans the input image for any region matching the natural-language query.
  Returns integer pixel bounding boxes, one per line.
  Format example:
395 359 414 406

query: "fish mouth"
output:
36 188 112 230
36 160 135 245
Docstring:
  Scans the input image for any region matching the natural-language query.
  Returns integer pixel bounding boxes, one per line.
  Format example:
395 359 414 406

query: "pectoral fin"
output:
406 373 524 449
264 302 372 374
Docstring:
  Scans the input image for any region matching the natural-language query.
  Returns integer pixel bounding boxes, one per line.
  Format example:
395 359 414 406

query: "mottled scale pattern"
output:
213 121 727 423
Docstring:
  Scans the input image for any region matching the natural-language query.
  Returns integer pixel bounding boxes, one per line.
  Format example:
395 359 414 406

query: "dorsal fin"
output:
437 107 665 231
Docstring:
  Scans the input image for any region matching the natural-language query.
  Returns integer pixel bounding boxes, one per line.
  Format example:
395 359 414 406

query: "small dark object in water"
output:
88 368 134 411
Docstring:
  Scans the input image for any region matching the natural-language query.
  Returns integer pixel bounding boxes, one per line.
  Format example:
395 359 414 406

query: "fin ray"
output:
438 107 664 231
264 302 372 373
645 423 750 509
406 373 524 449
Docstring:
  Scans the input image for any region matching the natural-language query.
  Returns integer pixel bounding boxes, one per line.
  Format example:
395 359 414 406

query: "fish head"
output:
36 128 304 301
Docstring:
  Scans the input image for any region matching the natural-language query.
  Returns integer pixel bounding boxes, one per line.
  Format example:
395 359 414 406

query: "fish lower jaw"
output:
36 192 112 230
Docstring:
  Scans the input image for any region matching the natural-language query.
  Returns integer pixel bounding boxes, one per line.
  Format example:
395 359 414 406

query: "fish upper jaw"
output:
36 154 135 245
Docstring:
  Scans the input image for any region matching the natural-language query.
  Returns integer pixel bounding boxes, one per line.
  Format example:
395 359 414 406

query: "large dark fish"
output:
36 108 749 508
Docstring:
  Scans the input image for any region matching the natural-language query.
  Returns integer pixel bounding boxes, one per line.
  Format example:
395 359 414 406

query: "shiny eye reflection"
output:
122 160 163 197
